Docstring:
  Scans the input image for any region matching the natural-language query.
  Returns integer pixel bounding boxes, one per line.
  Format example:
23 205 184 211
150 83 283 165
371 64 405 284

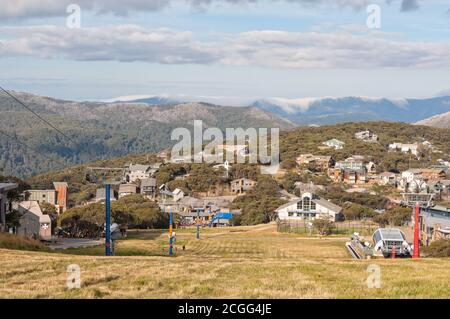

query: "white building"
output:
173 188 185 202
335 157 364 170
118 183 138 198
401 169 424 183
322 139 345 150
398 178 429 193
389 143 419 156
355 130 378 143
17 201 52 241
378 172 397 185
276 192 343 222
124 164 158 182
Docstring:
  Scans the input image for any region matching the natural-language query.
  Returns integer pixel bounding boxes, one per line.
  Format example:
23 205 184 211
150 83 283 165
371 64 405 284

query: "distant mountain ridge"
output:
121 94 450 126
416 111 450 128
0 91 293 177
251 96 450 125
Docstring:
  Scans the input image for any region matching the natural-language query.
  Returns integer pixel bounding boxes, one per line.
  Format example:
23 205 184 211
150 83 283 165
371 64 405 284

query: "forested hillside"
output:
280 122 450 172
0 91 293 177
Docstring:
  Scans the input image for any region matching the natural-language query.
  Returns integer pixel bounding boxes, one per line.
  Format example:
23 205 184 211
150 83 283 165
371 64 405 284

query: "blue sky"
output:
1 0 450 103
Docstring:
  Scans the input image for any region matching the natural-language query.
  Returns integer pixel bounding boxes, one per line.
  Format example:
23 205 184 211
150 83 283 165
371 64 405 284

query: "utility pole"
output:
0 183 18 232
105 184 111 256
196 208 200 240
413 202 420 259
169 207 174 256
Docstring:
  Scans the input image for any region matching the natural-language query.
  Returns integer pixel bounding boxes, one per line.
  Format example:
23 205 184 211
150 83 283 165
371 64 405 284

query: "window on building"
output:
288 212 294 217
303 196 311 211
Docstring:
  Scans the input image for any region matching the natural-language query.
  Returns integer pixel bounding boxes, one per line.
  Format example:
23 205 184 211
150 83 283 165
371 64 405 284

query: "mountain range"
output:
0 91 293 177
116 95 450 126
250 96 450 125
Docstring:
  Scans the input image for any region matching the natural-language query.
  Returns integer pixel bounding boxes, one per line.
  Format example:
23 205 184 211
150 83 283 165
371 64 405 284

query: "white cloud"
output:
0 0 419 19
1 25 450 69
0 25 218 64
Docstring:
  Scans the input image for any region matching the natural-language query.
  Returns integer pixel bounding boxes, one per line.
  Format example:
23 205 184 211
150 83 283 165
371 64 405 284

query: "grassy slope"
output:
0 232 50 252
0 224 449 298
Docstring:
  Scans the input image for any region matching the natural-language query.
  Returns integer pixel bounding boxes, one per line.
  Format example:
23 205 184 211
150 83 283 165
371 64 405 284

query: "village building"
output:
343 169 367 185
398 178 429 193
140 178 157 198
210 211 235 227
27 189 56 206
217 144 249 156
276 192 343 222
26 182 69 214
118 183 138 198
16 201 52 241
355 130 378 143
322 139 345 150
378 172 397 185
335 157 365 170
230 178 257 194
173 188 185 202
0 183 18 232
389 143 419 156
365 162 377 174
53 182 68 213
437 180 450 200
123 163 159 183
419 205 450 244
418 169 446 180
213 161 231 178
296 154 334 171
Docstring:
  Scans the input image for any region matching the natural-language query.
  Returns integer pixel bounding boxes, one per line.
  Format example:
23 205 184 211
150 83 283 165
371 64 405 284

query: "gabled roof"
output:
141 178 156 187
129 164 151 172
118 183 138 192
276 195 342 214
312 198 342 213
18 201 51 223
177 196 203 207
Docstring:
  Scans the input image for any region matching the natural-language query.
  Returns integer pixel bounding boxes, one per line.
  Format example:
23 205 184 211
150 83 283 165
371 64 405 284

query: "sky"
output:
1 0 450 104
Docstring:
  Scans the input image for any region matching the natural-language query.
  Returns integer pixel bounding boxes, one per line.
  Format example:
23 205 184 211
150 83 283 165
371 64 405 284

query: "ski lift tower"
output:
401 193 435 259
85 167 123 256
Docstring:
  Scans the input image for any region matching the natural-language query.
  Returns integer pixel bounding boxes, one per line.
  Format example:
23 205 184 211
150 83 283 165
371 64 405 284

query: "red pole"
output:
392 245 396 259
413 202 420 259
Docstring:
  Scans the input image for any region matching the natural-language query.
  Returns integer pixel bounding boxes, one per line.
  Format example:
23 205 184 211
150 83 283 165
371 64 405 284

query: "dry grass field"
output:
0 223 449 298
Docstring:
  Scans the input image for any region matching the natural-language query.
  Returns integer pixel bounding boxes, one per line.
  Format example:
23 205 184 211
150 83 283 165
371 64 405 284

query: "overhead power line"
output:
0 86 76 144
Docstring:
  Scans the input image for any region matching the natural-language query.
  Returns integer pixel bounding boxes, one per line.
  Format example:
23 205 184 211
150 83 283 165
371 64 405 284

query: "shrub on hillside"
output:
232 175 286 225
342 203 377 221
373 206 411 226
60 194 168 237
423 240 450 257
